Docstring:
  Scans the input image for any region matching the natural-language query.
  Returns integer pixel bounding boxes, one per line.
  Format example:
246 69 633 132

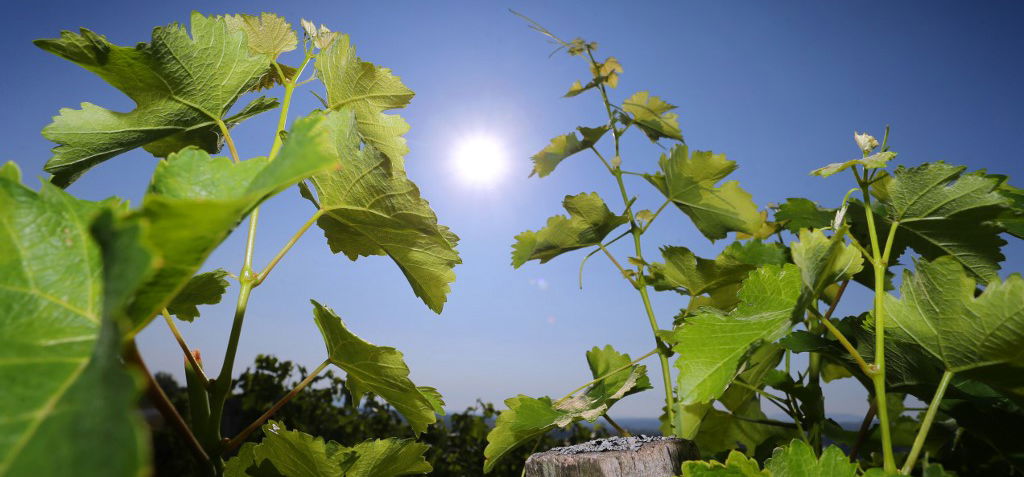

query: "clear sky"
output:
3 1 1022 420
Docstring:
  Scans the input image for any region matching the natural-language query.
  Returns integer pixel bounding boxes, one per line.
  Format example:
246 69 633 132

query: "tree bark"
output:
524 437 699 477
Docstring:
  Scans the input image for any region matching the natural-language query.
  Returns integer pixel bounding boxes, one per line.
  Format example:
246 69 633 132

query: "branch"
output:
255 211 323 287
162 310 209 386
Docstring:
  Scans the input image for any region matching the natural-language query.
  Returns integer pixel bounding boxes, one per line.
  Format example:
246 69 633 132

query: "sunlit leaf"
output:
224 13 297 58
165 269 230 322
789 228 863 298
645 145 762 240
511 192 627 268
648 246 755 312
681 450 769 476
342 438 432 477
312 301 439 435
622 91 683 142
810 151 896 178
0 177 153 477
225 421 339 476
665 264 802 404
483 345 648 473
306 110 460 313
884 256 1024 373
529 126 608 177
35 13 274 186
764 440 857 476
776 198 836 234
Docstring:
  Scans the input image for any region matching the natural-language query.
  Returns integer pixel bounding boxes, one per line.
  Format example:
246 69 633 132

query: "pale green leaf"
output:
648 245 755 298
681 450 769 476
776 198 836 234
343 439 432 477
884 256 1024 373
307 110 460 313
224 421 341 476
810 151 896 177
0 161 21 182
483 345 648 473
35 13 273 186
529 126 608 177
875 162 1011 282
622 91 683 142
312 301 439 435
0 179 153 477
645 145 762 240
764 440 857 477
165 269 230 322
224 13 297 58
790 228 863 297
316 32 414 165
666 264 802 404
122 112 337 335
511 192 627 268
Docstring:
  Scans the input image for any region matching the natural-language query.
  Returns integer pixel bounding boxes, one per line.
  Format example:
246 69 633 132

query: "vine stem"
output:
555 348 658 405
222 360 330 454
849 399 877 461
585 47 677 430
858 165 899 472
125 341 210 467
603 414 631 437
215 120 242 164
901 370 954 474
813 280 873 375
254 211 323 287
162 309 209 385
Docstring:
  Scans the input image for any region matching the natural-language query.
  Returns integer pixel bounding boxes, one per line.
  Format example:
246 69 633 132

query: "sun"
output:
452 135 507 186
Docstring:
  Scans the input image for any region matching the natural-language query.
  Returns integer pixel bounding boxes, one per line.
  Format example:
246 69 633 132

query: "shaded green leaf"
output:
692 400 791 457
312 300 439 435
884 256 1024 373
776 198 836 234
790 228 863 297
622 91 682 142
764 440 857 476
483 345 648 473
316 32 414 165
36 13 273 186
666 264 802 404
165 269 230 322
810 151 896 177
645 145 762 240
0 179 153 477
722 240 788 266
529 126 608 177
123 112 339 335
511 192 627 268
306 110 460 313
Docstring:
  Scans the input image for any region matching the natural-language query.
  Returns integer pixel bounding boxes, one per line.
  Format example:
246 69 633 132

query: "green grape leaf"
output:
776 198 836 234
342 439 432 477
994 180 1024 239
0 177 153 477
622 91 683 142
681 451 769 476
645 145 762 240
719 343 784 412
878 162 1011 282
165 269 231 322
529 126 608 178
316 32 414 165
123 113 338 335
142 95 281 159
692 399 791 457
312 301 439 435
0 162 21 182
224 13 297 58
884 256 1024 373
511 192 627 268
306 110 460 313
483 346 648 473
225 421 342 477
764 440 857 477
810 151 896 177
790 228 863 297
721 240 789 267
666 264 802 404
648 246 756 313
35 13 274 186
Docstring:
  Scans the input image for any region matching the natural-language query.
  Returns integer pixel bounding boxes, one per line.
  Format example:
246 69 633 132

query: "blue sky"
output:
3 1 1022 420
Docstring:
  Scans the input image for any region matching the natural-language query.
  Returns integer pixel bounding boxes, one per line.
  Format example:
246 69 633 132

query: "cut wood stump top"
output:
524 435 699 477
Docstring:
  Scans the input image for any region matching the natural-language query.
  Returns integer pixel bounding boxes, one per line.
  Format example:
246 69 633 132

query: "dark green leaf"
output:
165 269 230 322
776 198 836 234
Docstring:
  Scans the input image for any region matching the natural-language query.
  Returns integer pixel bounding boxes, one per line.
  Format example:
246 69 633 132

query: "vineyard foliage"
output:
485 13 1024 476
1 12 459 477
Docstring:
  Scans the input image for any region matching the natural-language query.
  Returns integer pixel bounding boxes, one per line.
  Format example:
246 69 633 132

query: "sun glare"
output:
452 135 507 186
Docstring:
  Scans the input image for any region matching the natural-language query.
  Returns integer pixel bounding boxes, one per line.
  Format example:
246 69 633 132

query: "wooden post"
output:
524 436 699 477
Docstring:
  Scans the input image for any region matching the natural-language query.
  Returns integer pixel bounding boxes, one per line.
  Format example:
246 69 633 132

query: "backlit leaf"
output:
645 145 762 240
483 345 648 473
666 264 802 404
790 228 863 297
648 246 755 312
529 126 608 177
884 256 1024 373
312 301 439 435
681 450 769 476
165 269 230 322
511 192 627 268
36 13 273 186
764 440 857 477
810 151 896 178
622 91 683 142
0 177 153 477
224 13 297 58
776 198 836 234
306 110 460 313
342 438 432 477
225 421 338 477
